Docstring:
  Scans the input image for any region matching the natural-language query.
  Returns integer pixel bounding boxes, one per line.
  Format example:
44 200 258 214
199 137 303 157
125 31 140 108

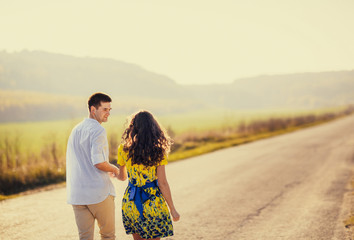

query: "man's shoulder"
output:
81 118 103 128
72 119 105 135
70 120 84 133
85 120 106 137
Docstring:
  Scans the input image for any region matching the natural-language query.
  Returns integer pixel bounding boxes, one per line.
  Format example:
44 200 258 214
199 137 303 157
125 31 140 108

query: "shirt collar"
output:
85 117 100 125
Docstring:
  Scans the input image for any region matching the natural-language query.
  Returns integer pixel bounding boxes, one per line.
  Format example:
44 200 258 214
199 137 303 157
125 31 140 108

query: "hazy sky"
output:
1 0 353 85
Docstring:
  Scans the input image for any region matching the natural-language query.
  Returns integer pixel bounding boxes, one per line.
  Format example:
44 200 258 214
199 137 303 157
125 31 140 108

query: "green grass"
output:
158 106 350 134
0 106 353 197
0 182 67 201
168 119 332 161
0 119 75 153
0 195 8 200
0 106 348 151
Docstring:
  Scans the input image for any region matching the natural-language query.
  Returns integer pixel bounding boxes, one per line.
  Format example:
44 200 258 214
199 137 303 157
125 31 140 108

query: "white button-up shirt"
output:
66 118 116 205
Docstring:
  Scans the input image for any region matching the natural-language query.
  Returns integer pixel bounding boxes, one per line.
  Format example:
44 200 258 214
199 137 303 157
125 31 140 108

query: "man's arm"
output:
95 162 120 176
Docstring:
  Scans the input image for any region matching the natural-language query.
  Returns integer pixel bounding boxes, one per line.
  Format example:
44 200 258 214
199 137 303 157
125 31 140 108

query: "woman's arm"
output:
157 165 180 221
116 164 128 181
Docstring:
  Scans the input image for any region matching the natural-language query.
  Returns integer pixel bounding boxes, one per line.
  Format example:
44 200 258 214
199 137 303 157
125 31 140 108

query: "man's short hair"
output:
88 93 112 110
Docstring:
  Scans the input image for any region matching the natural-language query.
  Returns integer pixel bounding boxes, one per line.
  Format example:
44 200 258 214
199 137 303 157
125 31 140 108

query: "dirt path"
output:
1 115 354 240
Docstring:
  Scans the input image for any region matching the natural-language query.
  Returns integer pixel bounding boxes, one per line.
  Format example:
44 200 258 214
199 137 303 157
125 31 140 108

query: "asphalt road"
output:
1 115 354 240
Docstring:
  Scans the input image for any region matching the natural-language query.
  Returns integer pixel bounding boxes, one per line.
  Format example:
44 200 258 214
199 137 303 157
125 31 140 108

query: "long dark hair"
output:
122 110 172 167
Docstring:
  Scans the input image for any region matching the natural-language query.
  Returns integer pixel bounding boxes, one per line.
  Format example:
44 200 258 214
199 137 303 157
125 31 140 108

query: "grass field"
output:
0 106 353 197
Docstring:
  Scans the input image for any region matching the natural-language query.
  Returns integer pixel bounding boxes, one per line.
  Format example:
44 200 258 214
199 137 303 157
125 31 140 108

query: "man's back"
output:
66 118 115 205
67 93 117 240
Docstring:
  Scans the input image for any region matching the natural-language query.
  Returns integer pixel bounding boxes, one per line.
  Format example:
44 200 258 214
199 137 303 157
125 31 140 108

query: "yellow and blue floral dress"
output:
117 144 174 239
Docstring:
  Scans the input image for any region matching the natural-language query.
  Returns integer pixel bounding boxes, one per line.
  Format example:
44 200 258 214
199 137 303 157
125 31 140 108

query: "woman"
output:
116 110 180 240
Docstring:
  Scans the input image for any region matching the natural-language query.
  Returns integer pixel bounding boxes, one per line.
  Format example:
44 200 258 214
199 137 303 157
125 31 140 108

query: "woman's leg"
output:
132 233 143 240
132 234 160 240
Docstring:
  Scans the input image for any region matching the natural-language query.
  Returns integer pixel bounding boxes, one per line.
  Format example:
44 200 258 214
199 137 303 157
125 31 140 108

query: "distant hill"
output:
0 50 188 98
0 50 353 122
188 71 354 109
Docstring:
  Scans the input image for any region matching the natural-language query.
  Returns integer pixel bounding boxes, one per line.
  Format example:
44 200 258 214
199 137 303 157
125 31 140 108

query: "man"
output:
66 92 119 240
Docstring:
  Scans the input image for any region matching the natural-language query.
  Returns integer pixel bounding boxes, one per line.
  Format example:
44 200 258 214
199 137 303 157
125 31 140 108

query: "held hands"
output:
171 209 180 222
109 166 120 178
113 167 120 178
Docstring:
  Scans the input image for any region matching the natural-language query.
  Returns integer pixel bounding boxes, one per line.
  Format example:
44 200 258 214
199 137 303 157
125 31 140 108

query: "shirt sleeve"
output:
117 144 126 166
90 127 108 165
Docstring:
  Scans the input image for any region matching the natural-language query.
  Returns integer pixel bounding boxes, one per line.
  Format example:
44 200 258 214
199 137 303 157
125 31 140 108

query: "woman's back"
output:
116 110 179 239
117 144 167 187
117 144 174 239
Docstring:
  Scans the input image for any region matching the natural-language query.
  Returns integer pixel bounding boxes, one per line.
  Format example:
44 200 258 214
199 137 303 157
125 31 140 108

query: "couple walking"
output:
66 93 180 240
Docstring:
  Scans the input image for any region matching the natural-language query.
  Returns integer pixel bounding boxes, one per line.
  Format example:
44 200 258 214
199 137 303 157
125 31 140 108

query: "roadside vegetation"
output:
343 174 354 237
0 106 353 199
168 106 354 161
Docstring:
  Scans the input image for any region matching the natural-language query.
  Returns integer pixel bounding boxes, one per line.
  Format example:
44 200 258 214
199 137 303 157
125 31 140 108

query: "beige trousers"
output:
72 195 115 240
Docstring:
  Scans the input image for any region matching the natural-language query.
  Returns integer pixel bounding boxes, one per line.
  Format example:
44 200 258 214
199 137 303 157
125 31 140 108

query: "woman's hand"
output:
171 209 180 222
115 165 128 181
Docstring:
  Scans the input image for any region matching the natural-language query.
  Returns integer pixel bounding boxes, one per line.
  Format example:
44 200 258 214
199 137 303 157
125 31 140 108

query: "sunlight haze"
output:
1 0 353 85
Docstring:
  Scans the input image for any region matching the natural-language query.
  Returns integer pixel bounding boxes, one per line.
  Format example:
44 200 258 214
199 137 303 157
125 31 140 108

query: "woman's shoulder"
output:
118 144 124 151
158 155 168 166
117 144 129 166
118 144 128 155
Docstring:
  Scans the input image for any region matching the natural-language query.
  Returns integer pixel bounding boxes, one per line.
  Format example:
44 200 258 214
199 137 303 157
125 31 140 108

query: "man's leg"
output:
88 195 115 240
72 205 95 240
